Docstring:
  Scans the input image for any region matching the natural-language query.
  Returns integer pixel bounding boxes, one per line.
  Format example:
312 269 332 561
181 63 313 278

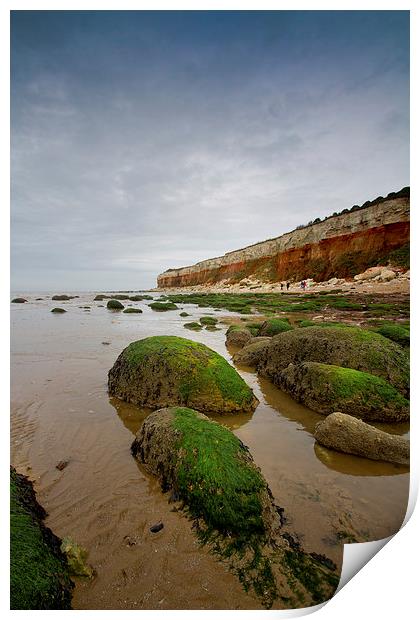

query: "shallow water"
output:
10 293 409 609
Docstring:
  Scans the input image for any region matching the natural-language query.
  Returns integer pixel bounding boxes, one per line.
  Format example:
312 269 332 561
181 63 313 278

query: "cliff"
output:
157 192 410 288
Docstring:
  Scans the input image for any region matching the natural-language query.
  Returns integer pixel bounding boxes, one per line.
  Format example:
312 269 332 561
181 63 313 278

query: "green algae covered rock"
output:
183 322 202 331
10 467 73 609
179 311 190 317
225 325 252 348
108 335 258 414
199 316 217 326
277 362 409 422
258 326 409 396
107 299 124 310
51 307 66 313
149 301 178 311
60 537 94 578
123 307 143 313
132 407 339 608
257 319 293 337
373 324 410 347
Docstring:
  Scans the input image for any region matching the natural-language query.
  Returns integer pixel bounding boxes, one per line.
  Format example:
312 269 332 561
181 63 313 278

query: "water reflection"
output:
313 443 409 477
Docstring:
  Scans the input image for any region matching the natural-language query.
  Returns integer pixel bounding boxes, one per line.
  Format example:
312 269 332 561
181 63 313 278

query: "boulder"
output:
233 339 271 367
149 301 178 311
257 326 409 396
94 294 107 301
131 407 338 608
10 468 73 609
183 322 202 331
107 299 124 310
377 269 396 282
199 316 217 326
257 319 293 337
354 266 383 281
123 308 143 313
11 298 27 303
108 335 258 414
51 295 73 301
276 362 409 422
225 325 252 348
314 412 409 465
51 307 66 313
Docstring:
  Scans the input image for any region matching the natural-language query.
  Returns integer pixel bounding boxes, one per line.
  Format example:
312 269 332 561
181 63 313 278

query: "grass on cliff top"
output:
122 336 254 408
172 407 266 541
10 468 73 610
311 363 409 410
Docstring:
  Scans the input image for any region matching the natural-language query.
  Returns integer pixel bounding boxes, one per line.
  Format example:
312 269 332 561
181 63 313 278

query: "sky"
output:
11 10 409 291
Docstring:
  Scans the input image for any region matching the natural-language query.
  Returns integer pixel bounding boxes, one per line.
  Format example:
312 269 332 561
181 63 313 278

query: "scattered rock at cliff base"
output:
277 362 409 422
11 297 28 303
225 325 252 348
149 301 178 311
123 307 143 313
108 335 258 414
314 412 409 465
131 407 338 608
51 307 67 313
257 326 409 397
107 299 124 310
183 322 202 331
257 319 293 337
10 467 74 609
233 339 272 367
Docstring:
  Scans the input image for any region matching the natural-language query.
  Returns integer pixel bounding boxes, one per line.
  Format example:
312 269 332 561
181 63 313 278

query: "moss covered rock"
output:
10 467 73 609
225 325 252 348
123 307 143 314
373 324 410 347
183 322 202 331
129 294 153 301
107 299 124 310
258 326 409 396
233 339 272 367
276 362 409 422
51 307 66 313
132 408 338 608
199 316 217 326
12 298 28 303
257 319 293 337
179 311 190 317
51 295 73 301
108 335 258 414
94 294 107 301
149 301 178 311
314 412 409 465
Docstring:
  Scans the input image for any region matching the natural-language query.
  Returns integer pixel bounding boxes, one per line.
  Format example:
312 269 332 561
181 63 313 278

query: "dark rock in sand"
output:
12 298 27 303
314 412 410 465
52 295 73 301
51 307 67 313
94 294 107 301
108 335 258 414
276 362 409 422
150 522 164 533
107 299 124 310
257 326 409 397
56 460 69 471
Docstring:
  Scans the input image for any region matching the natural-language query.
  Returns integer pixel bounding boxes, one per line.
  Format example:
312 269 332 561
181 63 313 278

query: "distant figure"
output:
300 280 304 290
280 283 284 291
303 280 307 290
286 282 290 291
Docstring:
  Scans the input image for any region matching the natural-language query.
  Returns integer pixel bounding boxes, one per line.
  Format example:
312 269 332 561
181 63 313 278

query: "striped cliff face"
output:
157 197 409 287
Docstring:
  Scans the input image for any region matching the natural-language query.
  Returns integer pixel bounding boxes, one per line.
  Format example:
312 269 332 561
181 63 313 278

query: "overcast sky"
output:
11 10 409 291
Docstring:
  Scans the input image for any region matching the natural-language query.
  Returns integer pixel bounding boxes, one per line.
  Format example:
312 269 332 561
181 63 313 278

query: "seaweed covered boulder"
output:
183 322 202 331
199 316 217 326
132 408 339 608
51 294 73 301
314 412 409 465
123 307 143 314
10 467 74 609
372 324 410 347
233 339 272 367
107 299 124 310
257 326 409 396
225 325 252 348
51 307 66 313
257 319 293 337
11 298 28 303
149 301 178 311
277 362 409 422
108 335 258 414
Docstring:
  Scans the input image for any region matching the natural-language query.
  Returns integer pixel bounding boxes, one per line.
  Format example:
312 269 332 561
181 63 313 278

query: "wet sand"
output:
10 293 409 609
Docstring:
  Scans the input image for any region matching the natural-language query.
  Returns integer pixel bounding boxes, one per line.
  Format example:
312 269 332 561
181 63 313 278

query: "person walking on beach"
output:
286 281 290 291
281 282 284 291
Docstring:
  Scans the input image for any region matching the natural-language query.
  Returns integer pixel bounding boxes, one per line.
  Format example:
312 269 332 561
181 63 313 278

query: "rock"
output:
233 340 272 367
107 299 124 310
94 294 107 301
225 325 252 348
102 341 111 345
373 324 409 347
60 537 94 578
276 362 409 422
328 277 339 285
110 294 130 300
314 412 409 465
149 301 178 311
199 316 217 326
56 460 69 471
108 335 258 414
248 336 272 345
150 522 164 533
354 266 383 281
51 307 67 313
377 268 397 282
257 326 409 396
257 319 293 337
51 295 73 301
131 407 338 609
183 322 202 331
10 467 73 609
129 294 153 301
12 297 28 303
179 312 190 317
123 308 143 313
